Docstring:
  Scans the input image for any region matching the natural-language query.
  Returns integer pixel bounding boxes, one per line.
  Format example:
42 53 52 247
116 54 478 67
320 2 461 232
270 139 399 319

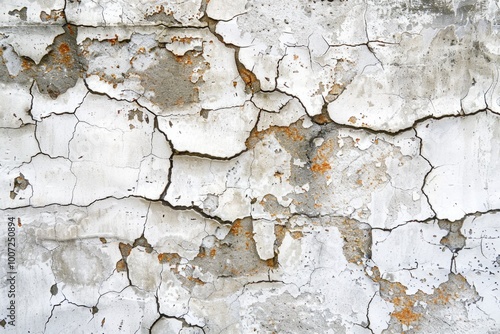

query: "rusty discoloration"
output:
116 259 127 272
310 137 335 174
10 173 30 199
158 252 181 264
236 63 260 93
191 218 271 277
40 9 65 22
119 242 133 257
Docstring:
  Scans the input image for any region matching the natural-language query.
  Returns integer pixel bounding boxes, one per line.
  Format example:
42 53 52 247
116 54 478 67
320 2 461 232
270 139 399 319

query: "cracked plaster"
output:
1 0 500 333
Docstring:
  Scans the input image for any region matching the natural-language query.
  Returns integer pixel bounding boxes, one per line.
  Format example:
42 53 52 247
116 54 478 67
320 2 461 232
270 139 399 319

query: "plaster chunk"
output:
158 101 259 158
36 113 78 158
372 221 452 294
456 212 500 322
206 0 248 21
31 79 87 121
51 240 120 306
16 197 150 259
13 154 76 206
0 1 65 25
158 268 191 317
328 27 498 132
0 26 65 63
417 112 500 221
127 247 162 292
252 219 275 260
251 91 292 113
65 0 205 27
0 125 39 169
0 81 33 128
144 202 221 260
256 98 308 132
165 155 252 221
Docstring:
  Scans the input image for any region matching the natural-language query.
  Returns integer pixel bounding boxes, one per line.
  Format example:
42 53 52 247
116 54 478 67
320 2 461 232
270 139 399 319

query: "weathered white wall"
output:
1 0 500 332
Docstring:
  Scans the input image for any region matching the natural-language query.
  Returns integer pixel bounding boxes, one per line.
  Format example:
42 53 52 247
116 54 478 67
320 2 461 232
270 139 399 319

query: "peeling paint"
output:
1 0 500 333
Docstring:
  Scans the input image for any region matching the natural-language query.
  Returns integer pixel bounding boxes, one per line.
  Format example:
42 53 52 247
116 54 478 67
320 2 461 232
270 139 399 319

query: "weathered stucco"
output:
1 0 500 333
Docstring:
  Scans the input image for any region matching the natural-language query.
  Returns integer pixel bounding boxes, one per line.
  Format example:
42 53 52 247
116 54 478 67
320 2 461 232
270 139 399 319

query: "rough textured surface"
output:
1 1 500 333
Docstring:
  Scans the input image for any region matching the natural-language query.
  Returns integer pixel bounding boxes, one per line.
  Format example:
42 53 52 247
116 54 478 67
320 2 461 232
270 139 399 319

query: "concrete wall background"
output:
1 0 500 332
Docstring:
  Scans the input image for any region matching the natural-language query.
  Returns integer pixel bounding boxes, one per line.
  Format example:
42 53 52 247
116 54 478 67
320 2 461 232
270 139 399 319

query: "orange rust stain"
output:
311 138 335 174
238 66 258 91
290 231 303 239
431 290 451 305
232 81 238 87
356 179 363 186
293 55 299 60
158 253 180 263
209 248 217 258
58 43 70 55
175 54 193 65
392 307 422 325
230 220 243 236
21 59 32 70
187 276 205 285
266 258 275 267
246 123 305 149
54 42 72 66
311 161 331 174
109 34 119 46
171 36 194 43
17 218 22 227
282 127 304 141
348 116 357 124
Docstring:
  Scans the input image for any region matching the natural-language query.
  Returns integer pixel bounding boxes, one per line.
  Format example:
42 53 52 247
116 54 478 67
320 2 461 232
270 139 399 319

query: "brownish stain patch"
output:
17 218 22 228
311 161 331 174
119 242 132 257
246 125 304 150
57 43 72 64
171 36 194 44
133 235 153 253
230 220 243 236
10 173 29 199
99 237 107 244
175 54 194 65
310 138 335 174
392 306 422 325
237 64 260 93
187 276 205 285
158 252 181 264
370 267 475 331
128 109 147 123
326 83 346 103
109 34 119 46
21 59 32 70
116 259 127 272
348 116 357 124
40 9 65 22
192 218 271 277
